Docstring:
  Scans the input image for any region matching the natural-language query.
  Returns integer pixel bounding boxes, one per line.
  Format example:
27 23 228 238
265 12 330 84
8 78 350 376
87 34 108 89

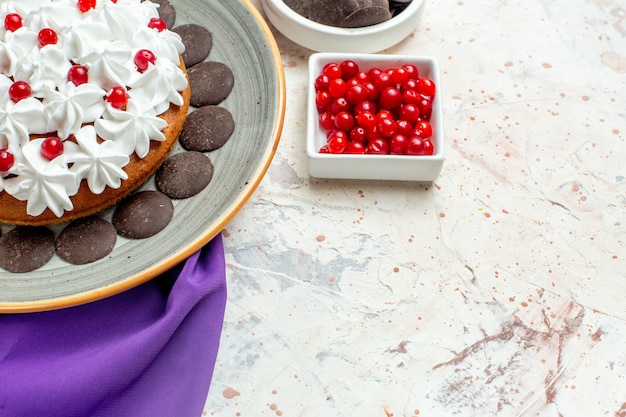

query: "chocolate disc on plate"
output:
188 61 234 107
173 23 213 68
0 226 55 273
179 105 235 152
112 191 174 239
56 217 117 265
156 151 214 199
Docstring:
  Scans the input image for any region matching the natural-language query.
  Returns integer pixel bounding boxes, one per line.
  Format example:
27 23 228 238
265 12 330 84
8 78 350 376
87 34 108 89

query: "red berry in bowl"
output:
366 138 389 155
327 132 348 154
390 134 408 154
414 120 433 139
406 136 425 155
340 60 359 80
417 77 436 97
334 111 354 132
77 0 97 13
379 86 402 109
346 141 365 154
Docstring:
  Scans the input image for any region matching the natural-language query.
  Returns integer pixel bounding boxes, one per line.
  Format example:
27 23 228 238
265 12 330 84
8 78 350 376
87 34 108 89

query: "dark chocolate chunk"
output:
148 0 177 29
283 0 392 28
112 191 174 239
56 217 117 265
188 61 234 107
179 105 235 152
156 151 214 199
0 226 55 273
173 24 213 68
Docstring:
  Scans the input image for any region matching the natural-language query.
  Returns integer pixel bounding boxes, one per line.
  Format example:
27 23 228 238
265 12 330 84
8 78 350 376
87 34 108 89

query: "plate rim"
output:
0 0 286 314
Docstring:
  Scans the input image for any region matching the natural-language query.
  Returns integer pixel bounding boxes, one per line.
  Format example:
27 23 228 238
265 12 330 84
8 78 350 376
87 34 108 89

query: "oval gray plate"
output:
0 0 285 313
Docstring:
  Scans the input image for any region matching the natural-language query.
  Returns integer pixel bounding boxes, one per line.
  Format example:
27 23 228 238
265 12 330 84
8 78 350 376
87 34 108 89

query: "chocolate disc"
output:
188 61 234 107
0 227 55 273
112 191 174 239
156 151 214 199
56 217 117 265
179 105 235 152
283 0 392 28
173 24 213 68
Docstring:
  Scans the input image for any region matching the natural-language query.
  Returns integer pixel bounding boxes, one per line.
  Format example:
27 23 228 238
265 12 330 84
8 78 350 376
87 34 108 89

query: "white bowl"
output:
261 0 425 53
307 53 444 182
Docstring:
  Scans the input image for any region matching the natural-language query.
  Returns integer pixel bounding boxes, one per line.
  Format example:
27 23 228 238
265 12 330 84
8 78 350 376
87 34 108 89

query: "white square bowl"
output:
307 53 444 181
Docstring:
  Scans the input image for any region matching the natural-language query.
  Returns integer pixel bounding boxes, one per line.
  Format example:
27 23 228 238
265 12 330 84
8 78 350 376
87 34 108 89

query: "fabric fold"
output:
0 234 227 417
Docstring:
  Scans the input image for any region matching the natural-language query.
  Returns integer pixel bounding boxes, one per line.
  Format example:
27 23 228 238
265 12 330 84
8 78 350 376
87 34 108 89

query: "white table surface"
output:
203 1 626 416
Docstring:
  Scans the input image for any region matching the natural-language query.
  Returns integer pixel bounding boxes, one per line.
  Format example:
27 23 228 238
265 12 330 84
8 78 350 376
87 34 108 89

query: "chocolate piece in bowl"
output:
156 151 214 199
283 0 392 28
56 217 117 265
188 62 235 107
0 227 55 273
173 24 213 67
112 191 174 239
179 106 235 152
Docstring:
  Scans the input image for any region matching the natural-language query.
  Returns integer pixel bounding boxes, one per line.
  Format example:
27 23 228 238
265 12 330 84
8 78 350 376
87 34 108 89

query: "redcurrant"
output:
334 111 355 132
328 78 347 98
417 77 436 97
390 134 408 154
148 17 167 31
41 137 64 160
346 141 365 154
366 138 389 155
8 81 31 103
0 149 15 171
379 86 402 109
315 74 330 92
322 63 341 79
67 65 89 86
4 13 22 32
38 28 58 47
134 49 156 72
106 87 128 109
345 84 368 105
414 120 433 139
406 136 425 155
77 0 97 13
327 132 347 154
339 60 359 80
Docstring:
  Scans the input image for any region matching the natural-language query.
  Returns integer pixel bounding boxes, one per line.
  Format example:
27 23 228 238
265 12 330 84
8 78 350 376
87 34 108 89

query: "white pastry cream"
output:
0 0 186 217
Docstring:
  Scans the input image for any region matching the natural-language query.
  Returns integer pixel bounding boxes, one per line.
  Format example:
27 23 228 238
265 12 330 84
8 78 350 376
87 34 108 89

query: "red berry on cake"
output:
134 49 156 72
4 13 22 32
67 65 89 86
77 0 97 13
0 150 15 172
41 137 64 161
148 18 167 32
8 81 31 103
106 87 128 109
38 28 58 47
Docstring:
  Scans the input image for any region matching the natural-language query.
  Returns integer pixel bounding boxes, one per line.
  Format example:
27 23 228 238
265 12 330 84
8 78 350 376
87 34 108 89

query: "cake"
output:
0 0 191 226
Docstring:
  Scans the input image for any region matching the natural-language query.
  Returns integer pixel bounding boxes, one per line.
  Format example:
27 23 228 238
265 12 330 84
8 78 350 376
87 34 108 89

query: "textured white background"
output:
204 1 626 416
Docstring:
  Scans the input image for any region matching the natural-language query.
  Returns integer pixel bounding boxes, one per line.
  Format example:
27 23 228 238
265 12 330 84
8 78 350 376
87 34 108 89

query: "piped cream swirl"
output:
0 0 187 217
